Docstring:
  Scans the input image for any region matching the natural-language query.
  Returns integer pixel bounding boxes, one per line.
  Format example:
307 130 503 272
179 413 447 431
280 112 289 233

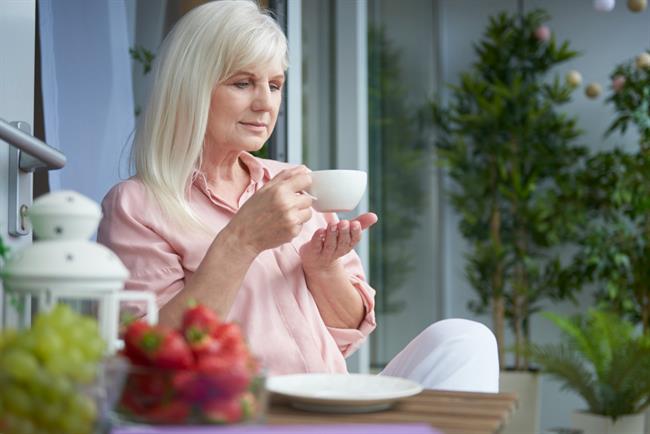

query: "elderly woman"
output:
98 0 498 392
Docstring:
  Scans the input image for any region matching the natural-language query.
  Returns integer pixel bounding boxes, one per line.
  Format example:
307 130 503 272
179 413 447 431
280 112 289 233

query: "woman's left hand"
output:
300 212 378 274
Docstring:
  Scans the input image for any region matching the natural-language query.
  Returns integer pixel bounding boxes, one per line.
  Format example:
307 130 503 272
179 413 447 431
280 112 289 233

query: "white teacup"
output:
307 170 367 212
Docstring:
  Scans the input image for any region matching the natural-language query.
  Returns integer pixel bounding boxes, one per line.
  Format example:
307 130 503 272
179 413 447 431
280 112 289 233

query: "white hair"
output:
132 0 288 230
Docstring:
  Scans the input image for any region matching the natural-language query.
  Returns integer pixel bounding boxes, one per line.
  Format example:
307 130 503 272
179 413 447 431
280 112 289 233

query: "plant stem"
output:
511 137 529 370
493 295 505 369
489 162 505 368
633 258 649 335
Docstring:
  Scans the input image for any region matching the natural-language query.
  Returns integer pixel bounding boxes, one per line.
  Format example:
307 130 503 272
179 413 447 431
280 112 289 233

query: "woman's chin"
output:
238 146 260 154
245 141 268 153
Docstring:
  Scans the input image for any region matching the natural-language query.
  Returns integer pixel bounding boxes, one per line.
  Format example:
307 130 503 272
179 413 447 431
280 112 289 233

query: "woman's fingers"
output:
336 221 351 253
273 165 308 181
269 166 312 193
352 212 378 230
295 207 313 225
350 220 362 245
307 228 326 253
322 223 338 255
293 191 314 210
286 172 312 194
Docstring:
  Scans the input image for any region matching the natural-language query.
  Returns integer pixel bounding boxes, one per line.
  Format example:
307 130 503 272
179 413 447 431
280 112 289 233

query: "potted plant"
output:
555 49 650 434
561 50 650 334
528 309 650 434
429 9 586 433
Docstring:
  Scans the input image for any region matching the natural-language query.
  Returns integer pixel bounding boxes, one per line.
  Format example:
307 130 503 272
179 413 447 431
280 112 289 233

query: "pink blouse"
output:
97 153 376 375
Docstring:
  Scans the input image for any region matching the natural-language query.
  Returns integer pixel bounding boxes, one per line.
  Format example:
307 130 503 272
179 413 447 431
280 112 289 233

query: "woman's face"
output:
206 58 285 153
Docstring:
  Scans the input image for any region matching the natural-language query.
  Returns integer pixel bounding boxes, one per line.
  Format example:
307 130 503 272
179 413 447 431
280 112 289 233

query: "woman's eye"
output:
234 81 250 89
270 83 282 91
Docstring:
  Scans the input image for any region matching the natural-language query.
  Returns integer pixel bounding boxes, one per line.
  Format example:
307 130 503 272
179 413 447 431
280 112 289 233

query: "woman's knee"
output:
421 319 497 353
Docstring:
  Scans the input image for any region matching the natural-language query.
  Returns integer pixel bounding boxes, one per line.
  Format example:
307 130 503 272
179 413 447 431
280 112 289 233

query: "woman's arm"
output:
300 214 378 329
303 260 366 329
158 226 256 327
159 166 314 327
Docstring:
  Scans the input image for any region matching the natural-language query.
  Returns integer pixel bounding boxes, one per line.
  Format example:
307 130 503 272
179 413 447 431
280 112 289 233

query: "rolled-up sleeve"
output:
97 181 185 312
325 248 377 357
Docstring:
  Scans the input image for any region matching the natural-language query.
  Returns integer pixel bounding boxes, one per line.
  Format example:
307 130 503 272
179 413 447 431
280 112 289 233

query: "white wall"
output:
0 0 36 323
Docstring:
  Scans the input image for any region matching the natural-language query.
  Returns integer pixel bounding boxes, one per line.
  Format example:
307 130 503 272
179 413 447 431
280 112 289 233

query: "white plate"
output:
266 373 423 413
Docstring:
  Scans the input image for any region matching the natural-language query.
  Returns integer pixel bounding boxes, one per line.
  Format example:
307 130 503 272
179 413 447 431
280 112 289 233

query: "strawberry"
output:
210 322 249 359
197 354 252 398
182 303 220 341
122 320 154 365
143 400 191 424
202 397 243 424
182 304 223 359
119 384 147 415
136 325 194 369
212 322 243 341
187 333 224 359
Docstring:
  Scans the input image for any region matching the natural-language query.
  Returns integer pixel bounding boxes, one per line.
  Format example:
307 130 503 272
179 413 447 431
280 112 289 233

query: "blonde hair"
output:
133 0 288 230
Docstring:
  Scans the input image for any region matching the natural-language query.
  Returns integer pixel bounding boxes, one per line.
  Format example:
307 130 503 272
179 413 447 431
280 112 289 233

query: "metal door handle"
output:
1 119 67 236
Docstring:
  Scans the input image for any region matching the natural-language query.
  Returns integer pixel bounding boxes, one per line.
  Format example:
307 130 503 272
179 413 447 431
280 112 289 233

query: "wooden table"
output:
267 389 518 434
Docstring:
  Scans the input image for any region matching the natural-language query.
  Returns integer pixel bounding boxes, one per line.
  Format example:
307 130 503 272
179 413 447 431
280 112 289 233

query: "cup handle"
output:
112 290 159 351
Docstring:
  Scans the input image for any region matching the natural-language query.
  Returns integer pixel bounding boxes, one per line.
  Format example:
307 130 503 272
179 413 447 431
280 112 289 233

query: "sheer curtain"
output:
38 0 135 206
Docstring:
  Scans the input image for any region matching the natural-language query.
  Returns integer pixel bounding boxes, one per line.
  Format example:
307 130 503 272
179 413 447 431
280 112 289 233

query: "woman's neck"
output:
200 148 251 205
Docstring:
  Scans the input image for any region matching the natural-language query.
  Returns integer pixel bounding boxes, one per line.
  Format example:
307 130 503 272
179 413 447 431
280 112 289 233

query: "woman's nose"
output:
251 85 273 111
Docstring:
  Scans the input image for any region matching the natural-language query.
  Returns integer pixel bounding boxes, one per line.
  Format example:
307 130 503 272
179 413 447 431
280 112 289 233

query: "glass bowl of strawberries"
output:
112 303 267 425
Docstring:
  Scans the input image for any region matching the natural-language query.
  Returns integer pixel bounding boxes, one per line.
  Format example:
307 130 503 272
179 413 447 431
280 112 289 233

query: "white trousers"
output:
379 319 499 393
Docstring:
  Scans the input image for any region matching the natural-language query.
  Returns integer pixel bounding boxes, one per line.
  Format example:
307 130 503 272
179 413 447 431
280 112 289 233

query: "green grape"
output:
0 305 107 434
69 362 97 384
62 325 87 349
0 350 39 382
7 332 37 354
17 418 36 434
34 427 60 434
66 392 97 423
45 375 73 400
24 370 50 397
43 395 70 431
47 303 77 331
59 413 93 434
1 411 35 434
61 348 85 378
0 328 18 351
79 336 106 361
43 354 69 377
3 384 31 417
34 400 63 428
78 316 100 338
32 329 64 363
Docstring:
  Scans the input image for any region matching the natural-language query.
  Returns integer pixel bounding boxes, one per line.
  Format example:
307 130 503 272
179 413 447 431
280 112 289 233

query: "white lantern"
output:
1 190 158 354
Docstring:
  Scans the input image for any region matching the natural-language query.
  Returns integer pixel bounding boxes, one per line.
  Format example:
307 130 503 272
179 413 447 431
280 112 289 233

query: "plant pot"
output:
572 411 645 434
499 370 540 434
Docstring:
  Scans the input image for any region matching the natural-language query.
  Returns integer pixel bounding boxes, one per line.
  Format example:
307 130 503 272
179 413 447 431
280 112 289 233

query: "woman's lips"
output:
239 122 267 132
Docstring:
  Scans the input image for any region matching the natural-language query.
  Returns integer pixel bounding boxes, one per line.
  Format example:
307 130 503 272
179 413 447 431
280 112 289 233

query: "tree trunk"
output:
642 301 649 336
640 276 649 335
493 295 505 369
512 294 530 370
489 199 504 368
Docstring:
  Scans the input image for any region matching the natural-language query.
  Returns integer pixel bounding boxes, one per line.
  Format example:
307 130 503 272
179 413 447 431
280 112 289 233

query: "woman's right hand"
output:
226 165 313 255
